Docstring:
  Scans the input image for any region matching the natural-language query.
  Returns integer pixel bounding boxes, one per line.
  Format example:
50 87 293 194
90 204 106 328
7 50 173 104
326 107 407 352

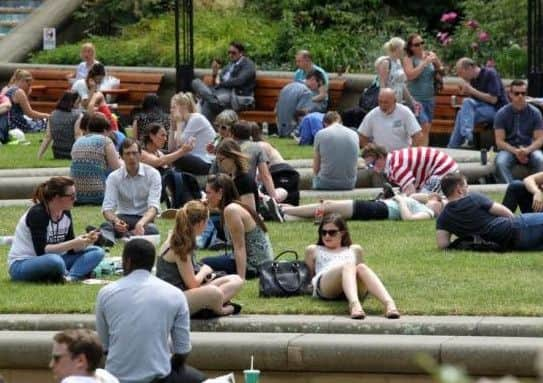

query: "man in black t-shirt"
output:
436 173 543 251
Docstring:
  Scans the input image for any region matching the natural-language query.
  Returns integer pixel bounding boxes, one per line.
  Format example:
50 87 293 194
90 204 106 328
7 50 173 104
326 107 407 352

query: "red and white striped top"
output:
386 147 458 191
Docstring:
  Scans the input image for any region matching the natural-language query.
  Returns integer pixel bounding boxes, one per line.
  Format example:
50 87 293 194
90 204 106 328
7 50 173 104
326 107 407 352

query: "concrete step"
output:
0 330 541 377
0 7 34 13
1 314 542 338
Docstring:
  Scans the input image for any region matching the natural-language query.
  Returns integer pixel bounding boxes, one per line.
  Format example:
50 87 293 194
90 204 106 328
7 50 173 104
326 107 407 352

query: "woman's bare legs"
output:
185 275 244 316
420 122 431 147
356 263 399 318
282 200 354 220
318 262 365 319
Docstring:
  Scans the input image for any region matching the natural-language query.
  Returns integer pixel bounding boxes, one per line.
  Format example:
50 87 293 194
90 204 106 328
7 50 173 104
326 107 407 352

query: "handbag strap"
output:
271 261 304 294
273 250 299 261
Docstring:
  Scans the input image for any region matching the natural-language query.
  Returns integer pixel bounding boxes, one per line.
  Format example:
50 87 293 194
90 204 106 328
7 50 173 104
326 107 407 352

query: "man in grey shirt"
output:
100 138 162 244
95 238 205 383
313 111 360 190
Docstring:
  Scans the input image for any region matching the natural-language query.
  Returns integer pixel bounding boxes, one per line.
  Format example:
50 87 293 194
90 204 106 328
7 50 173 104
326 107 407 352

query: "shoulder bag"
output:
259 250 311 297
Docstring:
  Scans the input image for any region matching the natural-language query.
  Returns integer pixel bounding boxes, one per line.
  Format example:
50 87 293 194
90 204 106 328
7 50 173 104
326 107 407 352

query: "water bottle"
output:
262 122 269 136
314 200 325 225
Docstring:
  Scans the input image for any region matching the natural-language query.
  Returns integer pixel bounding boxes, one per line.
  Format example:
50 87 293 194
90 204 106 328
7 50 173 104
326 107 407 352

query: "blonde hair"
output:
214 109 238 129
169 200 209 262
8 69 32 86
81 42 96 54
172 92 197 114
383 37 405 55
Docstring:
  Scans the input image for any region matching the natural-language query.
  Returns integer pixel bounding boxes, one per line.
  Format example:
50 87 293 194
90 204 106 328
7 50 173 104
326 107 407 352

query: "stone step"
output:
0 330 541 377
0 314 541 338
0 7 34 13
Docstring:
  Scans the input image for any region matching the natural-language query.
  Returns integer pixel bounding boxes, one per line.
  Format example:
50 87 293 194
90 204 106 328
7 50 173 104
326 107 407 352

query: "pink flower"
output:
440 12 458 23
471 42 479 50
466 19 479 29
443 37 453 46
478 31 490 42
437 31 449 42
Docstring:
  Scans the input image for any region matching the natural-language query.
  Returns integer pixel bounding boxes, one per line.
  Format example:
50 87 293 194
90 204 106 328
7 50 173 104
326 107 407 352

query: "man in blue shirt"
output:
447 57 507 148
494 79 543 183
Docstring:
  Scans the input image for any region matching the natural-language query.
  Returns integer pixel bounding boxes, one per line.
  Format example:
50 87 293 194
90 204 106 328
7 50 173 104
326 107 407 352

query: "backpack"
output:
162 169 202 209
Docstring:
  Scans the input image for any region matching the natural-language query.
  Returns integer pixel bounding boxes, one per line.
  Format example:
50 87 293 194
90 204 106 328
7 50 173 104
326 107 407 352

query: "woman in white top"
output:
71 63 106 109
168 92 216 175
376 37 419 110
305 214 400 319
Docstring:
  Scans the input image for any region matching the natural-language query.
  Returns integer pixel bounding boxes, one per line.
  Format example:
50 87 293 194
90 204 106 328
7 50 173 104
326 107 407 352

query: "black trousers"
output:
152 364 206 383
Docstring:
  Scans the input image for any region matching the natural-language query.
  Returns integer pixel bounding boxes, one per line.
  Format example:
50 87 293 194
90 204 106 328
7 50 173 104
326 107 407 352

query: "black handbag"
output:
259 250 311 297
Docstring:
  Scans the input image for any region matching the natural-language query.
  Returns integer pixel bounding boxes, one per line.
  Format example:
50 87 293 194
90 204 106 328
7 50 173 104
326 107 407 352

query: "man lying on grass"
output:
436 172 543 251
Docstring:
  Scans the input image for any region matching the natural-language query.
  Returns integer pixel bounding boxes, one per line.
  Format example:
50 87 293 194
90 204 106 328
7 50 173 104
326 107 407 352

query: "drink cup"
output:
243 369 260 383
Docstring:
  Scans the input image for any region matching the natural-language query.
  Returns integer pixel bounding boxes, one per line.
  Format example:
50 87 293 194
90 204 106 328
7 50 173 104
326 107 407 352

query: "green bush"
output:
437 0 527 78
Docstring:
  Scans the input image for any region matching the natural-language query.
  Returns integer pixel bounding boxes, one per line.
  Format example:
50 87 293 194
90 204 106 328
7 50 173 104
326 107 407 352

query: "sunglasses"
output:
412 41 425 47
512 91 526 96
320 229 340 237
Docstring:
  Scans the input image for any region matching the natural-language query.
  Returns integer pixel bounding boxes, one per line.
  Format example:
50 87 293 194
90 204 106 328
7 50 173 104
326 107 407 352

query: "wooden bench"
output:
432 84 494 148
27 69 164 118
203 75 347 124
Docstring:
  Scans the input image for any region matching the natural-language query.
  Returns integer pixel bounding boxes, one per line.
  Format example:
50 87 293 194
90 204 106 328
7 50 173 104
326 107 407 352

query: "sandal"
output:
384 303 400 319
224 301 243 315
349 301 366 320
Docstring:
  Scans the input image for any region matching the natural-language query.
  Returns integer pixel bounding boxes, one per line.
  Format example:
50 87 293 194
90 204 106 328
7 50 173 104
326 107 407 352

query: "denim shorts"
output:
417 100 435 124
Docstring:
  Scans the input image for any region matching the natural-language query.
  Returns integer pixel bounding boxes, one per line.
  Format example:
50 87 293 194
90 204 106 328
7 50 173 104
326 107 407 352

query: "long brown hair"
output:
316 214 352 247
206 173 267 232
169 200 209 262
32 176 75 204
215 138 250 174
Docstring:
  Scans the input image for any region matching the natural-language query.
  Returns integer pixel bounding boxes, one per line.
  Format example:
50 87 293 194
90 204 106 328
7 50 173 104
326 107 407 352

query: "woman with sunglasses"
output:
7 176 104 282
201 173 273 280
168 92 216 175
403 33 445 146
305 214 399 319
157 200 243 317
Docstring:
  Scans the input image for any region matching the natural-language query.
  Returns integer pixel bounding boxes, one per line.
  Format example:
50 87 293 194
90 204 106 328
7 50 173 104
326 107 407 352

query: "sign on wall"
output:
43 28 56 50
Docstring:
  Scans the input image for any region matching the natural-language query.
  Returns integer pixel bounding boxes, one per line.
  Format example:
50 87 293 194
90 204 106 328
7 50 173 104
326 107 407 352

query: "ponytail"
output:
169 200 209 262
32 176 75 204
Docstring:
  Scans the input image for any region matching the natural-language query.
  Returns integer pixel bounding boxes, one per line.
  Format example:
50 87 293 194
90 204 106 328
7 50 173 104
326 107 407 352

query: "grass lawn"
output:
0 133 311 169
0 193 541 316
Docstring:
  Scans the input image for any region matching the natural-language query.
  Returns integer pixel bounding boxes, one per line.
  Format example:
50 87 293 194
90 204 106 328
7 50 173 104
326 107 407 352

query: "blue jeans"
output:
200 253 258 279
447 98 496 148
495 149 543 184
9 246 105 282
512 213 543 250
502 180 534 213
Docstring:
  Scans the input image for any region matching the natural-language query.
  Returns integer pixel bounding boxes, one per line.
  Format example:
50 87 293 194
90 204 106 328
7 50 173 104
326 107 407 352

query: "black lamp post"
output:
528 0 543 96
174 0 194 92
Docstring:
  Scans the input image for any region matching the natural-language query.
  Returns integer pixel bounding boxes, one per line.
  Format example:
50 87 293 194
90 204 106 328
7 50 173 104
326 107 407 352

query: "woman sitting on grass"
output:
157 200 243 317
305 214 400 319
215 138 259 212
8 176 104 282
201 173 273 279
283 194 443 222
37 91 81 160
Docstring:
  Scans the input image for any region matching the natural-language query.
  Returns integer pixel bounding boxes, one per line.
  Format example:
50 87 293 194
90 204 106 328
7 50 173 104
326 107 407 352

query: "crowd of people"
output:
2 35 543 383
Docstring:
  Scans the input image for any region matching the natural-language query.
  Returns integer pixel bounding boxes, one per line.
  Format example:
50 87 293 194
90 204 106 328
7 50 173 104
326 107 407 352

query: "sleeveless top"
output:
387 58 408 103
407 57 435 102
5 87 29 131
226 224 273 275
49 109 80 159
312 246 356 286
156 248 200 291
70 134 111 205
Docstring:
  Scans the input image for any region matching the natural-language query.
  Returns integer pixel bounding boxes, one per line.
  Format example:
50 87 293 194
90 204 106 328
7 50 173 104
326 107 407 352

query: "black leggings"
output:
174 154 211 175
351 200 389 220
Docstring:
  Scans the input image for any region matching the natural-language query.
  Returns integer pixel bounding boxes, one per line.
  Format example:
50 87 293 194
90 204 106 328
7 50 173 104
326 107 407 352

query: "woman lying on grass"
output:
305 214 400 319
8 176 104 283
157 200 243 317
283 194 444 222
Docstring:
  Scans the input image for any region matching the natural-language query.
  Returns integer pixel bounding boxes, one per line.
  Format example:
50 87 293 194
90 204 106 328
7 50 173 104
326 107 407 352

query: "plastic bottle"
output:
314 199 325 225
262 122 269 136
0 236 14 246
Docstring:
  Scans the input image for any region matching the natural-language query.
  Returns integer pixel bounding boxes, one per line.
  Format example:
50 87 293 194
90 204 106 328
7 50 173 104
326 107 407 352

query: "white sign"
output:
43 28 56 50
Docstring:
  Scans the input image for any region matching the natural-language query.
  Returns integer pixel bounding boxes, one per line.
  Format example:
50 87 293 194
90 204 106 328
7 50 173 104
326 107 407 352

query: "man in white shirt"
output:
96 239 205 383
358 87 423 151
100 138 161 244
50 329 118 383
